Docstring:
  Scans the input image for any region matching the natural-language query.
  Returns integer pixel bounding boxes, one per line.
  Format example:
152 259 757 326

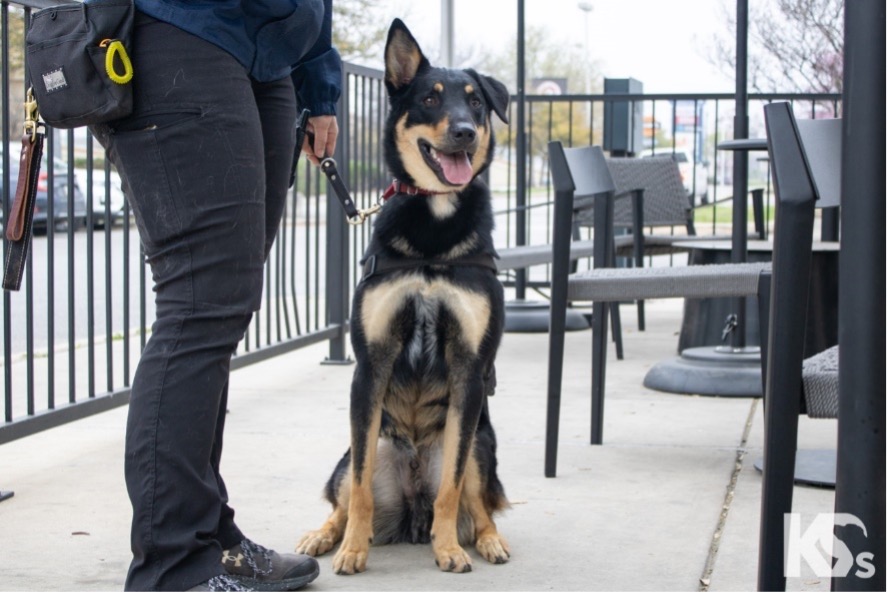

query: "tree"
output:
332 0 391 65
475 25 603 180
707 0 843 93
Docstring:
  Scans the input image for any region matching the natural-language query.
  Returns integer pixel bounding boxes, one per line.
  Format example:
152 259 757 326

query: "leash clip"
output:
23 87 42 142
349 200 383 226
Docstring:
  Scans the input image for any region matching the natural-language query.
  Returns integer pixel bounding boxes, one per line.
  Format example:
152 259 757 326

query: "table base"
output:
504 299 590 333
643 345 762 397
754 449 836 488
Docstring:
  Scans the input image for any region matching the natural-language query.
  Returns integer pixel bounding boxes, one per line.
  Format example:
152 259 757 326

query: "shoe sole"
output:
239 567 320 592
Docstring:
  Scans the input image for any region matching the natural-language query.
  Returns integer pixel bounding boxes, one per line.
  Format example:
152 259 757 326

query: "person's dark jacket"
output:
133 0 341 115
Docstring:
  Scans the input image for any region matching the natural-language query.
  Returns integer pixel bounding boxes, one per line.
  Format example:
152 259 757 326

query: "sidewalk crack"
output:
698 398 758 591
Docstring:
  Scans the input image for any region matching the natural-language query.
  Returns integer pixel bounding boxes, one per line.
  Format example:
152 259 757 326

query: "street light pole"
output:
578 1 593 95
440 0 454 67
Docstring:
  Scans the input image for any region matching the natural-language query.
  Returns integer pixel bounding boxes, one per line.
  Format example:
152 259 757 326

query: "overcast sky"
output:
375 0 737 93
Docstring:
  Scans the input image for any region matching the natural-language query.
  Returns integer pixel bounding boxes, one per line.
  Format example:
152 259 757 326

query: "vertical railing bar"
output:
313 167 320 331
46 130 56 410
122 193 130 383
2 2 13 422
66 129 75 403
104 157 114 390
86 132 96 397
289 178 300 335
302 162 308 332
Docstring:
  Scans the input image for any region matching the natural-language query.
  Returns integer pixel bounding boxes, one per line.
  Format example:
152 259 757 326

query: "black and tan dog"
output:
295 19 511 575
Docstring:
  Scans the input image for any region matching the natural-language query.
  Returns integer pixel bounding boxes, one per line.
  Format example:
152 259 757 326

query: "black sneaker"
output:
221 539 319 592
188 575 255 592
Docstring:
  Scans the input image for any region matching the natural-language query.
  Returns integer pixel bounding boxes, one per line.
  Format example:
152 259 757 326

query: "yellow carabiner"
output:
100 39 133 84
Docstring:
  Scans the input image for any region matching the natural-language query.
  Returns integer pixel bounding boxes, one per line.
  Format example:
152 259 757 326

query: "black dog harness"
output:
361 252 498 283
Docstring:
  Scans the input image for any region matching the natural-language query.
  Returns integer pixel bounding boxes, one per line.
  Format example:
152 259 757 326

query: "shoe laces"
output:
239 539 274 577
205 575 254 592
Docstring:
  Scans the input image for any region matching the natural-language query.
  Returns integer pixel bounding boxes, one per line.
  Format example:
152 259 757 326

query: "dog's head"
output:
383 19 509 194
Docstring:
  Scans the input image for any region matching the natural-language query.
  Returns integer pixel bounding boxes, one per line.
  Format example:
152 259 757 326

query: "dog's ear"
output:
466 70 510 124
385 19 429 93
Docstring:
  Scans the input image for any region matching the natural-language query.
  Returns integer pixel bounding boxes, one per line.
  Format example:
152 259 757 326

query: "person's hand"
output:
303 115 338 166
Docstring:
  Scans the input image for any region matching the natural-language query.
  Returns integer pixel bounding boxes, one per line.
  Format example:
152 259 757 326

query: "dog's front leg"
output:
333 360 386 575
431 373 484 573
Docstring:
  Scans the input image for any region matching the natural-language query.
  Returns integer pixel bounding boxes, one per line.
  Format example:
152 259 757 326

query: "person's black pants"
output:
91 14 297 591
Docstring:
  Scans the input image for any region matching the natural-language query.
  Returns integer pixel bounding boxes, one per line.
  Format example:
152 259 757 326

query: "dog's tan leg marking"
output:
333 403 383 575
431 408 474 573
463 457 510 564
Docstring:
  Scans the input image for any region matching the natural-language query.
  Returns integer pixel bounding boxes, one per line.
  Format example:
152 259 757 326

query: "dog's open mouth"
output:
419 140 474 186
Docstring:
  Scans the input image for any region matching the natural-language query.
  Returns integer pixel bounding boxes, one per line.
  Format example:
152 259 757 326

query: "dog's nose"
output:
449 122 477 145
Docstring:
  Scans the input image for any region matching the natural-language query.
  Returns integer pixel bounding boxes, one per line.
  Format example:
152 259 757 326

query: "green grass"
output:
693 205 774 225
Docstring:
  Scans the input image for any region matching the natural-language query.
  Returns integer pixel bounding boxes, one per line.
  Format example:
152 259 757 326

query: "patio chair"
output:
603 155 766 332
757 102 841 591
544 141 772 478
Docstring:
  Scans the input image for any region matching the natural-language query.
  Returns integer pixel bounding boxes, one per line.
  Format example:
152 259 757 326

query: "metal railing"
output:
0 0 841 446
0 2 375 443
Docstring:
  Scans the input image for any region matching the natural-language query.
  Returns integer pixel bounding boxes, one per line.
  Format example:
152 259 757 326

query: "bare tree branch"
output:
705 0 843 93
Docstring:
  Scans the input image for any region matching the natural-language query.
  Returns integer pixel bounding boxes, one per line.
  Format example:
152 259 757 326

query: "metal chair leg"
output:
610 301 624 360
591 300 609 445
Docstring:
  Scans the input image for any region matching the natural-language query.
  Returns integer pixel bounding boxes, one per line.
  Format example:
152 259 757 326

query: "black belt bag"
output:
26 0 135 129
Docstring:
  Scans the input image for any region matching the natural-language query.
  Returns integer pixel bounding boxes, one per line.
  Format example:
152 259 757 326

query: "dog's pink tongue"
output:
439 151 473 185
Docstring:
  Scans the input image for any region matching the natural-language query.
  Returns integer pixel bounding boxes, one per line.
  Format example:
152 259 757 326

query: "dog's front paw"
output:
296 530 336 557
433 544 473 573
476 533 510 564
332 544 369 575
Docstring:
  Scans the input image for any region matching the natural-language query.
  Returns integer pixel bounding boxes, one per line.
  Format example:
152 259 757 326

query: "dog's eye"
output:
423 95 439 108
469 96 483 109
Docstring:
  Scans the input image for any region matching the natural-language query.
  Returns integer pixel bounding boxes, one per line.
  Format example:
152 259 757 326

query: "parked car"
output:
1 152 87 233
639 147 710 205
78 167 127 228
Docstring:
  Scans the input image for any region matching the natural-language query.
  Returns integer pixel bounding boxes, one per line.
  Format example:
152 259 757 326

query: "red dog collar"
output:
380 179 450 201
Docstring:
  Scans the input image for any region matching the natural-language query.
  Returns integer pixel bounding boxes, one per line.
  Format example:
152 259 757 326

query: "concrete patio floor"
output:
0 299 837 592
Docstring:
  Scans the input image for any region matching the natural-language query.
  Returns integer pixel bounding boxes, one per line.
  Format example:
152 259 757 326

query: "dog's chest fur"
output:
356 186 500 445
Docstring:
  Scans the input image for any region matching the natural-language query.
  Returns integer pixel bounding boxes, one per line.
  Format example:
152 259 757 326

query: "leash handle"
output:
302 121 382 226
319 157 362 223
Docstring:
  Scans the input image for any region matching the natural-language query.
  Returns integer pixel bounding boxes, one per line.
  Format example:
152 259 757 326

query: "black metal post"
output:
833 0 886 590
324 85 351 364
730 0 749 349
514 0 527 300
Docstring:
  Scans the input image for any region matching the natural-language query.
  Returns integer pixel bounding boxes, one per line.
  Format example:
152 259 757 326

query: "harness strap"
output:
362 252 498 282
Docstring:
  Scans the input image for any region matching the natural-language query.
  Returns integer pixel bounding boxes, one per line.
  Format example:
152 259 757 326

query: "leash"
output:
319 157 385 226
3 88 46 291
295 118 497 281
295 110 452 226
321 160 449 226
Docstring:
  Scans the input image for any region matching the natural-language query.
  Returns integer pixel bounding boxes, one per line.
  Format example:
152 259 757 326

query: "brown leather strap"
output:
3 131 45 291
7 134 41 241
